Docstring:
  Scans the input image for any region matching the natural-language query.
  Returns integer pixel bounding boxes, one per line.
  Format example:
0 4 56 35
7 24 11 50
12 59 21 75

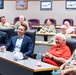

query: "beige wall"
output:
0 1 76 25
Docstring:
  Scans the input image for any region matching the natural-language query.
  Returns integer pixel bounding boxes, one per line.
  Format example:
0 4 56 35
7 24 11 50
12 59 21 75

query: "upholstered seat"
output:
28 19 40 29
25 30 36 50
66 38 76 54
62 18 74 26
0 28 15 40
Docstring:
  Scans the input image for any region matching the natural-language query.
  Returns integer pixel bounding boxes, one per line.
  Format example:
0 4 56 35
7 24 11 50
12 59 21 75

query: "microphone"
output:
13 52 24 61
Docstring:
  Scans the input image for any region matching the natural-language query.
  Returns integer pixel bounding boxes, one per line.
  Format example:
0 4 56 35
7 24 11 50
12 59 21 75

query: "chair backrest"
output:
0 28 15 40
25 30 36 51
14 30 36 51
13 17 26 25
62 18 74 26
44 18 56 27
66 38 76 54
28 19 40 29
0 31 8 46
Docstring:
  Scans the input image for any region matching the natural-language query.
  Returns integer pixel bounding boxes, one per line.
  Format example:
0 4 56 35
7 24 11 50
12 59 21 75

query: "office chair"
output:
28 18 40 29
44 18 56 27
13 17 26 25
62 18 74 26
0 28 15 40
66 38 76 54
25 30 36 50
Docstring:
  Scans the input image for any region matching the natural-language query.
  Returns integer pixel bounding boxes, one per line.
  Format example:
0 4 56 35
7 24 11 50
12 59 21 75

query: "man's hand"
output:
42 52 53 59
46 52 53 58
0 45 6 51
42 52 50 57
60 69 73 75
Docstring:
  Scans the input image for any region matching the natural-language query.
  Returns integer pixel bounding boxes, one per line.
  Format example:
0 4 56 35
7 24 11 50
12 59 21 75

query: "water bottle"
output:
36 52 42 61
52 70 60 75
65 61 70 69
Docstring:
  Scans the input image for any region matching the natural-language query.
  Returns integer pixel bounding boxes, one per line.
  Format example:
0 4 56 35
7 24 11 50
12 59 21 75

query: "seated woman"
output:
64 21 75 34
60 25 71 38
38 19 56 33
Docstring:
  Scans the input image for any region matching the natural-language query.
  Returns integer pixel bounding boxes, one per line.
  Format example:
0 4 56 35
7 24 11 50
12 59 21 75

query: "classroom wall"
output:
0 1 76 25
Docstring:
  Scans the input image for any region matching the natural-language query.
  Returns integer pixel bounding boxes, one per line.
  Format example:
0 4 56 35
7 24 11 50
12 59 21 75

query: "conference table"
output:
0 51 59 75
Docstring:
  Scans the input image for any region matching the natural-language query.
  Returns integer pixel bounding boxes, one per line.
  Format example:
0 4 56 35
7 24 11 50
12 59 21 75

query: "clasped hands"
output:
43 52 53 59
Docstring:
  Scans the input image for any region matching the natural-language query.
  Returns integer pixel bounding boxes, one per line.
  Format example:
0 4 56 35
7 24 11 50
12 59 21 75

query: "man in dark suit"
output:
0 31 8 46
0 24 33 57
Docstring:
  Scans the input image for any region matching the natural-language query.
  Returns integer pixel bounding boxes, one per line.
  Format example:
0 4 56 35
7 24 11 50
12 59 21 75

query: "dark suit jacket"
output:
6 35 33 56
0 31 8 46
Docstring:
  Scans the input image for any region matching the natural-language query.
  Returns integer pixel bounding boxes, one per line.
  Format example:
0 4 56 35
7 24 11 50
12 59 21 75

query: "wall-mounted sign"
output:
0 0 4 9
40 0 52 10
16 0 28 10
66 0 76 9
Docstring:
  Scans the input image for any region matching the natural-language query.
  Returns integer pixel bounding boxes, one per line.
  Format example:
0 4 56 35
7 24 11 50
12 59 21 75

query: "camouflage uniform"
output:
39 25 56 33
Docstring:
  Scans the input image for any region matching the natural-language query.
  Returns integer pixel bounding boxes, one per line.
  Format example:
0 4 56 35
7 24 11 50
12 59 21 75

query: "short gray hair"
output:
55 33 66 42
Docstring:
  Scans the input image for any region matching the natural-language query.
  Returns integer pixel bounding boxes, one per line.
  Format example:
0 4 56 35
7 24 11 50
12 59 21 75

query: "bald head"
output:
19 15 24 18
19 15 25 23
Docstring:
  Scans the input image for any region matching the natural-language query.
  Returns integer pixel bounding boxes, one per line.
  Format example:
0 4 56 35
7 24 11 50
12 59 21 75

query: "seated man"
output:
0 16 12 27
60 49 76 75
0 31 8 46
48 25 71 43
0 24 33 57
42 33 71 67
60 25 71 38
15 15 29 29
